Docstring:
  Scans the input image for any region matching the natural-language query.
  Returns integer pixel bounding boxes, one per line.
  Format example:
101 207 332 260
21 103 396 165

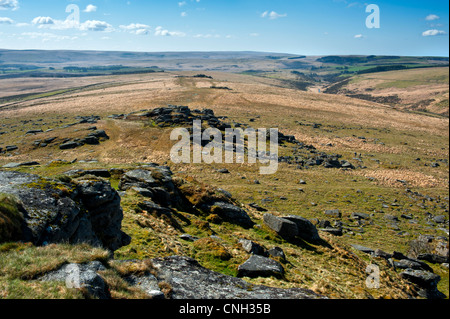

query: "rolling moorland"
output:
0 50 448 300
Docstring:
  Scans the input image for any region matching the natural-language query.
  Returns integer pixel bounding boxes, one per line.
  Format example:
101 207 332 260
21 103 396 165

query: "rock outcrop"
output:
38 256 325 300
118 165 255 229
151 256 324 299
0 170 130 251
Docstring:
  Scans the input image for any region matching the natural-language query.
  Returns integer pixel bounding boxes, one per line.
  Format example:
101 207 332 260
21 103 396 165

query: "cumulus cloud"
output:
32 15 113 32
84 4 97 13
422 29 447 37
193 33 220 38
119 23 151 35
80 20 113 32
32 16 55 25
0 0 19 11
154 26 185 37
261 11 287 19
0 16 13 24
354 34 364 38
32 16 78 30
425 14 440 21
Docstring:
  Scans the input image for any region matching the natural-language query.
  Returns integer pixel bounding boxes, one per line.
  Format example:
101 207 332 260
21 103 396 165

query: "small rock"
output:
263 213 298 240
324 209 341 218
237 255 284 279
239 239 267 256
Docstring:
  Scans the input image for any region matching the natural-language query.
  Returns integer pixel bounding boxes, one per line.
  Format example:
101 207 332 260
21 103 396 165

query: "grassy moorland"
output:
0 53 448 299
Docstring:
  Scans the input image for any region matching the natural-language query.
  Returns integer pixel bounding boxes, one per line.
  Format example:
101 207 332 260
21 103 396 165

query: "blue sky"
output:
0 0 448 56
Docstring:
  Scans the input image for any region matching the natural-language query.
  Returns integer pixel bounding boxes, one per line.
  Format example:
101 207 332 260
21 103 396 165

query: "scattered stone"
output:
263 213 298 240
26 129 43 135
394 259 430 271
207 201 254 229
2 161 40 168
5 145 18 152
239 239 267 256
433 215 446 224
350 212 370 220
179 234 199 242
248 203 267 212
41 262 110 299
283 215 321 243
59 141 81 150
417 254 449 264
237 255 284 279
400 269 443 299
268 247 286 261
319 227 343 236
351 244 375 254
324 209 341 218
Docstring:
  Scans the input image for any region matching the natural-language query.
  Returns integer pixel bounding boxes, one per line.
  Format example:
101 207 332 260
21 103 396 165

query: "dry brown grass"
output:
347 168 448 188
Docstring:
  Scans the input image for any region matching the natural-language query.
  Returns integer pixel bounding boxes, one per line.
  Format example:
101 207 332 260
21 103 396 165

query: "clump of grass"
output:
206 214 223 225
99 269 153 299
158 281 173 299
193 237 232 261
0 194 24 243
108 259 157 277
0 243 110 280
175 176 228 208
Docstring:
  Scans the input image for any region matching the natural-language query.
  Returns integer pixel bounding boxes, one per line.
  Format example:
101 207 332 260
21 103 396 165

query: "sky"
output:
0 0 448 56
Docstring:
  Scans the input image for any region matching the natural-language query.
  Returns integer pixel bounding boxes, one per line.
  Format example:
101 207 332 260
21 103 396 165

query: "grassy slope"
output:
0 70 448 299
337 67 449 116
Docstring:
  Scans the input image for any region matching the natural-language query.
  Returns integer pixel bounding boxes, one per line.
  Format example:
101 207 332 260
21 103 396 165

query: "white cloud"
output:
134 28 149 35
422 29 447 37
84 5 97 13
120 23 151 35
120 23 150 30
193 33 220 38
178 1 186 7
154 26 185 37
32 16 55 25
32 16 80 30
0 0 19 11
80 20 113 32
249 33 260 37
425 14 440 21
261 11 287 20
354 34 364 38
0 16 13 24
181 12 187 17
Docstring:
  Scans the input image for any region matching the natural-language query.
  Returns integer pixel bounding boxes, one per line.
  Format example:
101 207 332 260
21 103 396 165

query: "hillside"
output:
324 67 449 116
0 52 448 300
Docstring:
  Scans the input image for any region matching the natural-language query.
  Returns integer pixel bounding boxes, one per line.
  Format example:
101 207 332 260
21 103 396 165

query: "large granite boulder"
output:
0 170 130 251
151 256 324 299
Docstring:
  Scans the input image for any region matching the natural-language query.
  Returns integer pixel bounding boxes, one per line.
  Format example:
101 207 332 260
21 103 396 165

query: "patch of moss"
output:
0 194 24 243
193 237 232 261
24 177 76 198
